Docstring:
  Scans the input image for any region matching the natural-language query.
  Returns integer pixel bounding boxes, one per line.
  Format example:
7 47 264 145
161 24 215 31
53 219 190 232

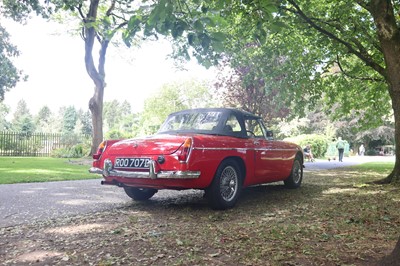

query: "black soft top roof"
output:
159 108 265 138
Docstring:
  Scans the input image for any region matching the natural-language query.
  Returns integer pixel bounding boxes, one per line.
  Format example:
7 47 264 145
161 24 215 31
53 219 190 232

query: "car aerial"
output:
89 108 304 210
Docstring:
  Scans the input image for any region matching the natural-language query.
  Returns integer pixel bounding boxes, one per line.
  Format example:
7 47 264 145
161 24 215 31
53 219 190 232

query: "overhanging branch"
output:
286 0 387 79
336 55 385 82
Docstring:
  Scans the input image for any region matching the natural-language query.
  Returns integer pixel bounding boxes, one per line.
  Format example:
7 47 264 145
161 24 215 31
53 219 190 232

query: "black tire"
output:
284 156 303 188
206 159 243 210
123 187 158 201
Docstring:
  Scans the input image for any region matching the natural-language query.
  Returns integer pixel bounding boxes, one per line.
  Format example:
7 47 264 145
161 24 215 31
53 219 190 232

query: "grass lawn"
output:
0 157 97 184
349 161 395 171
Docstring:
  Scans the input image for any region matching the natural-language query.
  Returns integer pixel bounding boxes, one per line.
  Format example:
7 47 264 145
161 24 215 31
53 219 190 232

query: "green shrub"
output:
72 144 84 157
51 143 90 158
51 148 71 158
285 134 330 158
59 133 86 148
105 129 128 140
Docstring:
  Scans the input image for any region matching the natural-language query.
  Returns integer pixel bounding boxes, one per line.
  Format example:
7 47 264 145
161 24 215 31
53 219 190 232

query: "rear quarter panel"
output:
188 135 253 188
190 137 301 188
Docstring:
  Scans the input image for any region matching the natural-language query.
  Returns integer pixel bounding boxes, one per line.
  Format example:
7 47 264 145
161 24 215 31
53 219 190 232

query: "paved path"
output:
0 179 202 228
0 179 129 227
0 156 395 228
303 155 395 171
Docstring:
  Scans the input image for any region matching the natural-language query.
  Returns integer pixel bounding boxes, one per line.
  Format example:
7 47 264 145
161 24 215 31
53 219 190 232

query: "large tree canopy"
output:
273 0 399 185
210 0 399 184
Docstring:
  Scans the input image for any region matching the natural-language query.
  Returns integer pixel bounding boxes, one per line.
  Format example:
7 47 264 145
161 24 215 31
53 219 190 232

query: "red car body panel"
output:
92 134 301 190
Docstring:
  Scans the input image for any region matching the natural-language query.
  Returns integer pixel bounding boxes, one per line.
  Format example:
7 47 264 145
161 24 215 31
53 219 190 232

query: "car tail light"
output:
93 141 107 160
177 138 193 162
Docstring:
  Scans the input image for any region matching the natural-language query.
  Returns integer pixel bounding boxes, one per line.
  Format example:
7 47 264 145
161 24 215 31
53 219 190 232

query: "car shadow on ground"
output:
117 156 396 213
124 157 397 212
124 181 326 212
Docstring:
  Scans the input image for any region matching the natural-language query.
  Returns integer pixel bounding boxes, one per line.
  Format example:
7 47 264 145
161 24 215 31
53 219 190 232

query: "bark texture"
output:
369 0 400 185
84 0 106 155
368 0 400 262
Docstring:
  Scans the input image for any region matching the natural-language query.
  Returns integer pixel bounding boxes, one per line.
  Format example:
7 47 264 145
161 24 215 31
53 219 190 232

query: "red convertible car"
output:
89 108 303 209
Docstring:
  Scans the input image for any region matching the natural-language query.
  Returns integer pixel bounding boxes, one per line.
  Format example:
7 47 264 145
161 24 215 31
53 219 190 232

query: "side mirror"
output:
266 130 274 140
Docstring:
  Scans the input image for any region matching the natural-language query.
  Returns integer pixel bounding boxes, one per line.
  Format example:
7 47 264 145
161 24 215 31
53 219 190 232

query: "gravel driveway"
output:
0 156 395 228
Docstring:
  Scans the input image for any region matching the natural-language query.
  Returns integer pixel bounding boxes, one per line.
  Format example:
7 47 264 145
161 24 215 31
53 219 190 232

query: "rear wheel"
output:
284 157 303 188
206 159 243 210
124 187 158 201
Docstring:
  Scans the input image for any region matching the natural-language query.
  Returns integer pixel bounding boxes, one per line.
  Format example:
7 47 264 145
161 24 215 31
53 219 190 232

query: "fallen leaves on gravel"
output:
0 168 399 265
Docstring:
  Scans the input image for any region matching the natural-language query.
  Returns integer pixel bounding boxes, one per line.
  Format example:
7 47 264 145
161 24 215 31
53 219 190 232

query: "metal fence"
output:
0 131 91 157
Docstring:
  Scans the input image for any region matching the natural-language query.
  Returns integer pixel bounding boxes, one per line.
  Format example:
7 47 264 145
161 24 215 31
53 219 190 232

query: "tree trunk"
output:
369 0 400 185
89 85 104 155
83 0 107 155
378 236 400 265
385 90 400 184
368 0 400 264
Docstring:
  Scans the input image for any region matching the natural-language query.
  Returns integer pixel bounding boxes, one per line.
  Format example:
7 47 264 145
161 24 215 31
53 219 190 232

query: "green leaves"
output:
210 32 226 52
171 19 187 38
147 0 171 27
122 15 143 47
0 25 24 101
219 0 394 130
193 19 204 31
119 1 233 67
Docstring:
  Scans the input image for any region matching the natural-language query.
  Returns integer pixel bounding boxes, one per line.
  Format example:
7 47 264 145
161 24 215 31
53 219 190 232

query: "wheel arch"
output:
205 155 246 210
296 151 304 166
284 151 304 188
219 156 246 184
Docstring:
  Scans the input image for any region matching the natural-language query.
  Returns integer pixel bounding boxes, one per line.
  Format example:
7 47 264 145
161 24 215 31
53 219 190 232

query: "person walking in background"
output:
359 144 365 156
336 137 345 162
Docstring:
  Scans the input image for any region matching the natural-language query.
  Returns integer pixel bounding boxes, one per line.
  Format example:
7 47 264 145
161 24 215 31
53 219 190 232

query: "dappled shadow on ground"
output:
137 189 207 208
1 168 398 265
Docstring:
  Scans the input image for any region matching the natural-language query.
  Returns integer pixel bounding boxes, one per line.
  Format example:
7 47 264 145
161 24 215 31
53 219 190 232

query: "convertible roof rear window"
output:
159 111 223 132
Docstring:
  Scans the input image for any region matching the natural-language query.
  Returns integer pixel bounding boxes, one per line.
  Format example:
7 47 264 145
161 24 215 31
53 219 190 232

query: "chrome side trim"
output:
193 147 299 152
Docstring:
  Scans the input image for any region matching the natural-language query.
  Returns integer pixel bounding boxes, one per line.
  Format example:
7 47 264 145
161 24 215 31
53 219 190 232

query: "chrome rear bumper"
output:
89 159 200 179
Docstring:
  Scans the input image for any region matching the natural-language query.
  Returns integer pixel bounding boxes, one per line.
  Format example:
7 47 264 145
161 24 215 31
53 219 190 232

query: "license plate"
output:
114 158 151 169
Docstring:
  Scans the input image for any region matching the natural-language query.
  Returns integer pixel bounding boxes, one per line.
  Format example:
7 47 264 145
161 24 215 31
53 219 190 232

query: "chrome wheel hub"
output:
220 166 238 202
